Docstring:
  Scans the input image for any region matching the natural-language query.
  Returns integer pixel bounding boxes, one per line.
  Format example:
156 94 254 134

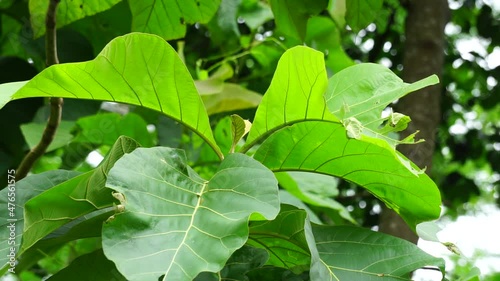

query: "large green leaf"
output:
0 33 222 158
20 121 75 152
270 0 329 41
253 121 441 229
325 63 439 146
102 147 280 281
311 225 445 280
30 0 121 38
244 46 334 150
128 0 221 40
74 112 155 147
0 170 81 273
345 0 383 32
20 136 140 253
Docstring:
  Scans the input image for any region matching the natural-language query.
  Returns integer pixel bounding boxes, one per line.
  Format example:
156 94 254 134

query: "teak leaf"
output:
253 121 441 229
0 33 222 158
244 46 335 150
102 147 279 281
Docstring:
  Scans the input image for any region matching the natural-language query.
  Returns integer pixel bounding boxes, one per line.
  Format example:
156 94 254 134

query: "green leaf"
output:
247 204 313 273
102 147 279 281
20 121 75 152
238 0 274 30
194 245 269 281
200 83 263 116
230 114 251 153
312 225 445 280
325 63 439 146
206 0 241 51
306 16 354 73
30 0 121 38
0 33 222 158
253 121 441 229
128 0 221 40
20 136 140 253
15 211 113 273
47 249 126 281
416 221 442 242
275 172 355 223
345 0 383 32
0 170 81 272
74 112 155 147
270 0 329 41
244 46 335 150
278 190 322 224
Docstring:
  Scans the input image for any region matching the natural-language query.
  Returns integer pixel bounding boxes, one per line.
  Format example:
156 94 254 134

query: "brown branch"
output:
16 0 62 180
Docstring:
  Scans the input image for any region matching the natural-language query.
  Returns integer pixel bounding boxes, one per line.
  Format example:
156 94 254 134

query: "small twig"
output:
16 0 62 180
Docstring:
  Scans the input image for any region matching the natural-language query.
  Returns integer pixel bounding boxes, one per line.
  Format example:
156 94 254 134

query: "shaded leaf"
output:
47 249 126 281
345 0 383 32
270 0 329 41
0 170 81 270
0 33 222 158
253 121 441 229
275 172 355 223
20 121 75 152
247 204 312 273
312 225 445 280
102 147 279 281
30 0 121 38
74 112 155 147
129 0 221 40
20 136 139 253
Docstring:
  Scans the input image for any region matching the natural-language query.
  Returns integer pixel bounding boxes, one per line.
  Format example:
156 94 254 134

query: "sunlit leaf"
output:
254 121 441 229
0 33 222 158
129 0 221 40
416 221 442 242
244 46 335 150
102 147 279 281
325 63 439 147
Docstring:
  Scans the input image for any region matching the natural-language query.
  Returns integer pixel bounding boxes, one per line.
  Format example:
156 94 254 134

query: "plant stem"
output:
16 0 62 180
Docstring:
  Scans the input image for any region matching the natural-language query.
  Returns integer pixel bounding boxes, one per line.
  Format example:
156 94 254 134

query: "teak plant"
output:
0 33 445 280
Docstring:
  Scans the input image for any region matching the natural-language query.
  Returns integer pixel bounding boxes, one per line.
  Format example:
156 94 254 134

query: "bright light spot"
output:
361 38 374 51
441 146 450 156
415 206 500 280
379 57 392 68
486 47 500 69
358 200 367 209
447 82 457 92
255 33 264 41
263 30 273 38
463 111 477 120
147 124 156 133
86 151 104 167
449 121 468 135
27 58 34 64
452 58 463 69
486 76 498 90
445 22 461 35
493 143 500 151
449 0 462 10
456 37 489 60
370 204 381 215
452 103 463 112
366 23 376 32
383 41 392 52
237 17 245 24
346 189 355 196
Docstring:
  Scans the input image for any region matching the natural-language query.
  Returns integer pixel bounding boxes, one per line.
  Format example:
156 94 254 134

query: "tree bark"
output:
379 0 449 243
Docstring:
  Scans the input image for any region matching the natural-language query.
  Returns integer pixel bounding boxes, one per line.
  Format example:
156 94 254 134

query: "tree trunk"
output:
379 0 449 243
